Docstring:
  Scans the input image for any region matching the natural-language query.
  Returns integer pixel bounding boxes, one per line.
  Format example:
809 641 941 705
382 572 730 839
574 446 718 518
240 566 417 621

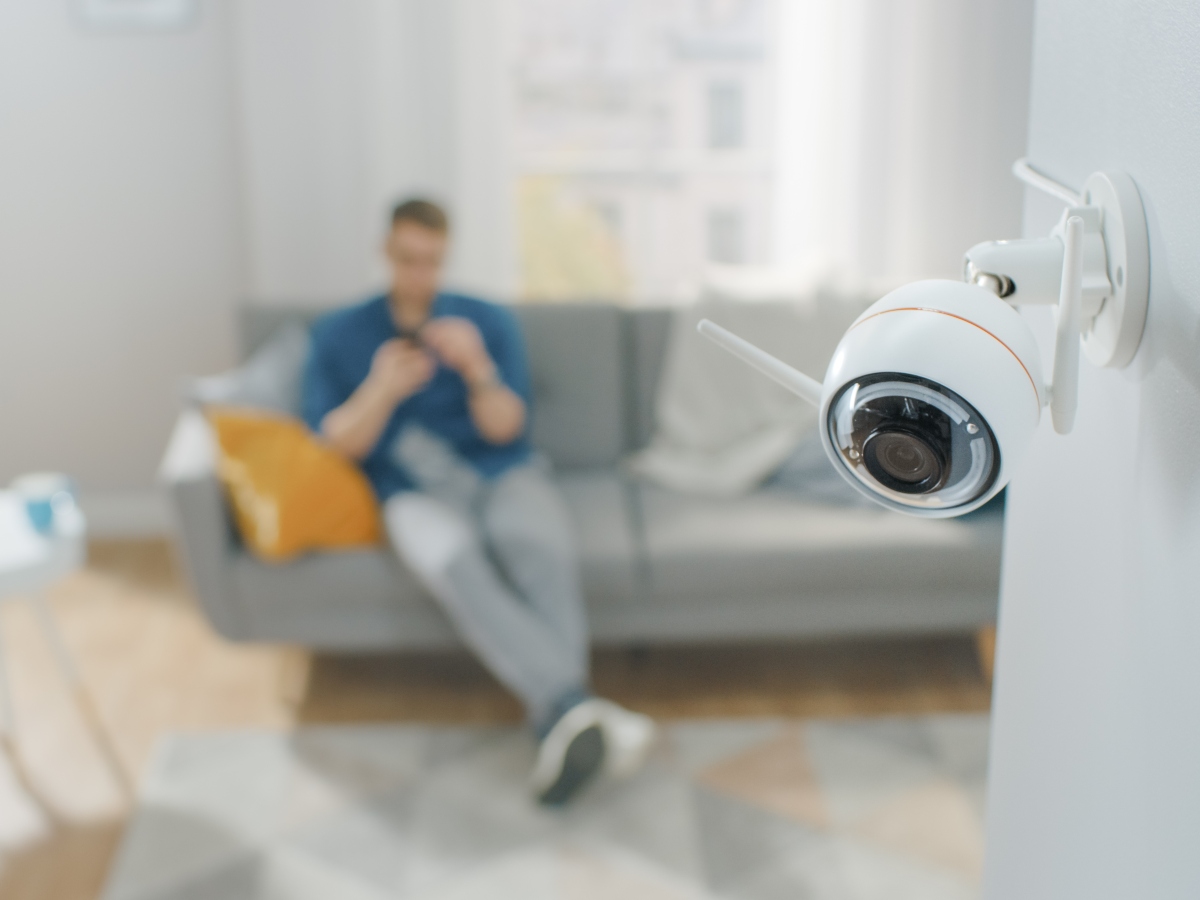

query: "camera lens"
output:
863 427 947 493
850 394 954 495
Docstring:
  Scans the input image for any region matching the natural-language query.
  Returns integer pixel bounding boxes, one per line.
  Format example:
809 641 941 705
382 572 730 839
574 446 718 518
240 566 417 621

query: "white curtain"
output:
772 0 1035 283
233 0 516 305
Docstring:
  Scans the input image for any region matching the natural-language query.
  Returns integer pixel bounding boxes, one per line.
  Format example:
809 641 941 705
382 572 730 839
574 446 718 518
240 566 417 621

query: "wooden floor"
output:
0 539 993 900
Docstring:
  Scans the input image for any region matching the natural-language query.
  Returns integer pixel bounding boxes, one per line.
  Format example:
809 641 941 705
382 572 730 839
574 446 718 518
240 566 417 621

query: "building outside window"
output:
511 0 776 303
706 80 745 149
706 206 745 263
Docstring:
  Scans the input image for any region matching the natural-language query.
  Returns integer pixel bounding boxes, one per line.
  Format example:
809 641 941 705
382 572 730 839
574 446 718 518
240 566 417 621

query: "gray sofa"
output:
160 302 1002 651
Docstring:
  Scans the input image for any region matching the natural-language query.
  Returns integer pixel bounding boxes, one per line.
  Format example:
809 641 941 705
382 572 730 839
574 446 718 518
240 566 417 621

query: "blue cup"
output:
11 473 75 536
26 498 55 533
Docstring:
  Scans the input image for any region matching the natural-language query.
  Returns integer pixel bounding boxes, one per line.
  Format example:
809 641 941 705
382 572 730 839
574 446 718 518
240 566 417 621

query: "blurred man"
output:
303 199 655 805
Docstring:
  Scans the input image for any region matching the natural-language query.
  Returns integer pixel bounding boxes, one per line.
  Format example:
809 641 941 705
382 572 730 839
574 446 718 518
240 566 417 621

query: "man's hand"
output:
421 316 525 444
321 338 434 461
421 317 495 385
367 338 436 404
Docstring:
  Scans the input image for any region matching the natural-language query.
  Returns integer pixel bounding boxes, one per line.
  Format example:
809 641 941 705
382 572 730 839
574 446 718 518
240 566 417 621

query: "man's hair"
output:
391 198 449 233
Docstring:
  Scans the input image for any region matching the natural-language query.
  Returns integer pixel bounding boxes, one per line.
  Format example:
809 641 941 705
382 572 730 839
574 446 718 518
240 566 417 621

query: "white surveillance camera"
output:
699 166 1148 518
699 279 1043 517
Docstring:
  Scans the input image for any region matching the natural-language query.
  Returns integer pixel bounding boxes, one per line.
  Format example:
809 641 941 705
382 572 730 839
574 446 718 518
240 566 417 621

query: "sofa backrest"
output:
622 307 672 453
242 306 322 359
512 303 626 469
239 301 657 470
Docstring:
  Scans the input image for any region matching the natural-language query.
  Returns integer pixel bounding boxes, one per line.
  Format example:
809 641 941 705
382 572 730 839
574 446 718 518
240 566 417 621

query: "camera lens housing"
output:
827 373 1000 510
817 280 1045 517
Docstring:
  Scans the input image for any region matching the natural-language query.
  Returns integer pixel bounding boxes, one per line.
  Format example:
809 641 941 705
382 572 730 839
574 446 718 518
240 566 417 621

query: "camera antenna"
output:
696 319 823 407
1012 158 1082 206
1050 215 1084 434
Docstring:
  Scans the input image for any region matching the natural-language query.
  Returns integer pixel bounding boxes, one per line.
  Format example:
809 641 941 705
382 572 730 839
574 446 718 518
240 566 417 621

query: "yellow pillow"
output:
206 408 382 562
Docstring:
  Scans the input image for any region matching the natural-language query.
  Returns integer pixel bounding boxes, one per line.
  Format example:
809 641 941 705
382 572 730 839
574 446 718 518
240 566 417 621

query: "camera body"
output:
816 280 1044 517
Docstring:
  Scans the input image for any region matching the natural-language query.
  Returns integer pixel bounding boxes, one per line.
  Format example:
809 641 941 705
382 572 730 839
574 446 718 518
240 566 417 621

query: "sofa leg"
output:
975 626 997 684
276 646 312 709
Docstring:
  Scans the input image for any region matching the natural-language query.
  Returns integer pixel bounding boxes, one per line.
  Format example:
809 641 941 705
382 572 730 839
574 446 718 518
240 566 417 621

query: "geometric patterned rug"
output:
102 715 989 900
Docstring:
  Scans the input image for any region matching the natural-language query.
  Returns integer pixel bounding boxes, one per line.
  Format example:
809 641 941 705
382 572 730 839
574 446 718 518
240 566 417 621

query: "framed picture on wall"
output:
74 0 197 31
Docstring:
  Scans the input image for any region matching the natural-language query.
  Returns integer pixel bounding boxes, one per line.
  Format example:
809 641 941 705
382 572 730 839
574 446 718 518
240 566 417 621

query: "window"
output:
593 202 622 237
707 81 745 149
707 207 745 264
511 0 774 302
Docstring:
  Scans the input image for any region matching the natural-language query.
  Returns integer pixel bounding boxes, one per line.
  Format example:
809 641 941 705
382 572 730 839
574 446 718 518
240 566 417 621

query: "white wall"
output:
984 1 1200 897
0 0 242 533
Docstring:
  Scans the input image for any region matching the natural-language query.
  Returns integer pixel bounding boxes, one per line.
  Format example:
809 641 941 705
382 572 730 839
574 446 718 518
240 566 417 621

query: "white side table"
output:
0 490 131 797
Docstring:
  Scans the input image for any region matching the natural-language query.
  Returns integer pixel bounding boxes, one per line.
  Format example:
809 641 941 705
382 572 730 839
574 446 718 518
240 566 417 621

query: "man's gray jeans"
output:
384 428 588 729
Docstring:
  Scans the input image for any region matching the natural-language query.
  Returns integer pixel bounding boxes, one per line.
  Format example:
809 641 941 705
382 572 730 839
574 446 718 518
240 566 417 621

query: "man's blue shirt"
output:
302 292 534 500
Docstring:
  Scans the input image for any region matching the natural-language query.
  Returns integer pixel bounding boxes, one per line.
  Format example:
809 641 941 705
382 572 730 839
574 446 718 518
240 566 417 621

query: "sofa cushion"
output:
514 304 625 468
634 482 1003 604
231 546 455 649
555 469 639 604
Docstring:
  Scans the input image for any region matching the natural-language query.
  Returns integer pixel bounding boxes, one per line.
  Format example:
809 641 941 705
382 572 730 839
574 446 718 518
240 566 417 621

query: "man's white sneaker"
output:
530 698 608 806
594 699 658 779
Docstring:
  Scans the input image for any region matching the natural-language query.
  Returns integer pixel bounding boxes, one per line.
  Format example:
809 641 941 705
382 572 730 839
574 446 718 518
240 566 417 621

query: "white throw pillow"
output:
189 321 311 415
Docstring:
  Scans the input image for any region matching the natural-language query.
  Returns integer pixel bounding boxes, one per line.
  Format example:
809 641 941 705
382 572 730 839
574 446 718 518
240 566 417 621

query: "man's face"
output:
385 221 447 301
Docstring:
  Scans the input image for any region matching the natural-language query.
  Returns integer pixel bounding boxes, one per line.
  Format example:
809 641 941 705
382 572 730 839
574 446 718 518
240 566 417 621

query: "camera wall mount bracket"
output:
1076 171 1150 369
965 167 1150 370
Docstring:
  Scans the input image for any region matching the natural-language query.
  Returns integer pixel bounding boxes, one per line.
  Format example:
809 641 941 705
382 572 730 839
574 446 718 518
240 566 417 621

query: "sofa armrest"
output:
158 410 248 640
